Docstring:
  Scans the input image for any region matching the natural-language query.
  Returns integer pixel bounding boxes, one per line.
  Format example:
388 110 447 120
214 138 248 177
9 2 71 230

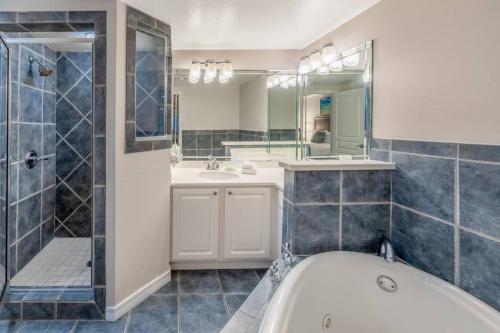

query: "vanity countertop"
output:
278 159 396 171
171 167 285 191
221 141 297 146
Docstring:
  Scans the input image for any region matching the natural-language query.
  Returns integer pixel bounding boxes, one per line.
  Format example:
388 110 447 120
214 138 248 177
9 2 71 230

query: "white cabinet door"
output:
172 188 219 260
224 187 271 259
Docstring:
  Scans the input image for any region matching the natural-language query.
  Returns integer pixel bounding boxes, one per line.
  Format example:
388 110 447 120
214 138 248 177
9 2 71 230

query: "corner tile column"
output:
283 168 392 256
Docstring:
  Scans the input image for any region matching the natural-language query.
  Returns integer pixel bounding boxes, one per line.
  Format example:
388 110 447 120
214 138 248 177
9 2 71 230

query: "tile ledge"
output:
278 159 396 171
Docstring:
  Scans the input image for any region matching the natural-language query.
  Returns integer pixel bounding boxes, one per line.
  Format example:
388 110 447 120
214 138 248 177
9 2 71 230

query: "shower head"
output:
28 55 53 77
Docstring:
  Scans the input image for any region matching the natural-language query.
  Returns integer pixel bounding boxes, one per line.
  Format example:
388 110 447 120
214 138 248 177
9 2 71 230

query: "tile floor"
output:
0 268 267 333
11 238 91 287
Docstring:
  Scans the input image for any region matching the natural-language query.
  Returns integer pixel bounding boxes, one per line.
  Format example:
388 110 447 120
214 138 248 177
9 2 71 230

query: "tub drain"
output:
322 314 333 331
377 275 397 292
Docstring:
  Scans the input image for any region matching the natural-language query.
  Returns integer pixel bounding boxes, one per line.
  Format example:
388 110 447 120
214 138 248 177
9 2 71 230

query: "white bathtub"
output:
259 252 500 333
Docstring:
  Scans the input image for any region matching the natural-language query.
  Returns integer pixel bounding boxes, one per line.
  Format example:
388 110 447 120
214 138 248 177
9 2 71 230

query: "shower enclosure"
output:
0 31 95 296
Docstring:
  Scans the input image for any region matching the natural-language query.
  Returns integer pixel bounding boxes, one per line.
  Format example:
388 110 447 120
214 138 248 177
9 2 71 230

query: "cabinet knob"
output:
213 192 217 195
228 191 232 195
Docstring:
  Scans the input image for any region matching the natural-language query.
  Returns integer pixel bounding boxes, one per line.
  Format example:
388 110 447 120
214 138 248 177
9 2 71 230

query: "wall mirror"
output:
299 40 372 159
174 40 372 161
125 7 172 153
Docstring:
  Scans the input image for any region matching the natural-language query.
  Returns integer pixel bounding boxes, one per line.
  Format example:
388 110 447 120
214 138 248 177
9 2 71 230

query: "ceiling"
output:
121 0 380 50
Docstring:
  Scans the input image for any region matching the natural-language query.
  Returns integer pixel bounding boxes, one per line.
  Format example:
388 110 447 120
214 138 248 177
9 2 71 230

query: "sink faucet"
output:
206 154 220 170
378 237 395 262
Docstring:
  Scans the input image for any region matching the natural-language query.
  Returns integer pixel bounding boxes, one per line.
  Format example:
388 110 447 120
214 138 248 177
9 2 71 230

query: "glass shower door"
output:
0 36 10 299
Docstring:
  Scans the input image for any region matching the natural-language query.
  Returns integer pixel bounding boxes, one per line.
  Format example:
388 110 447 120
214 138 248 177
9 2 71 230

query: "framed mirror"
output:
125 7 172 153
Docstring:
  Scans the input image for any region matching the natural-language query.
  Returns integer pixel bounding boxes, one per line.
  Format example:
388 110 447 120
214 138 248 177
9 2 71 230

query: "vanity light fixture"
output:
297 43 340 75
267 74 297 89
309 51 322 70
317 65 330 76
329 59 343 72
298 57 311 74
189 60 234 84
320 44 337 65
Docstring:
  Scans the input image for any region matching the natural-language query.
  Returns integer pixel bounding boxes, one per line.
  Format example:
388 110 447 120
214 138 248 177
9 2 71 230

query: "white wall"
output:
303 0 500 144
239 76 268 131
268 88 296 129
178 85 239 130
0 0 172 309
112 1 171 306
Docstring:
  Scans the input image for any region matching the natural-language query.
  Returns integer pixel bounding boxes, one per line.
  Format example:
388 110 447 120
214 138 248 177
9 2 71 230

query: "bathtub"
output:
259 252 500 333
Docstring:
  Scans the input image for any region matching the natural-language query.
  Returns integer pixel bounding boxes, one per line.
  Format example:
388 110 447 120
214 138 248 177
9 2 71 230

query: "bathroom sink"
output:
198 170 239 180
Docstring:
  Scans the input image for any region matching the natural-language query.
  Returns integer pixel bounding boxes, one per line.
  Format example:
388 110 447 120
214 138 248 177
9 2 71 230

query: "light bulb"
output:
329 60 343 72
343 53 360 67
221 61 233 78
189 61 201 79
206 62 217 78
219 73 229 84
309 51 322 70
266 77 275 89
298 57 311 74
272 75 280 86
321 44 337 65
317 65 330 75
189 75 199 84
279 75 289 83
204 73 214 83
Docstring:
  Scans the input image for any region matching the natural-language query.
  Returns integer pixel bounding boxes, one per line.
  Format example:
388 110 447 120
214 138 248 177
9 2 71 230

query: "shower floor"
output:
10 238 91 287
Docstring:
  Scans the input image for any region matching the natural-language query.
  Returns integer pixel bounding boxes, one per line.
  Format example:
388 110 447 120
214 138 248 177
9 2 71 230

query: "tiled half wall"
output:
284 139 500 311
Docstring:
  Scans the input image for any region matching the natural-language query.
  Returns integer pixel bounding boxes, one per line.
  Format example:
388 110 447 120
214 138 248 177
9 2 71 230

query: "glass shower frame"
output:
0 35 11 301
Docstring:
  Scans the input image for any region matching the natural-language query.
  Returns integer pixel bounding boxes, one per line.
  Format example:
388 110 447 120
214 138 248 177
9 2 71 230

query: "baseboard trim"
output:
105 269 171 321
171 260 272 270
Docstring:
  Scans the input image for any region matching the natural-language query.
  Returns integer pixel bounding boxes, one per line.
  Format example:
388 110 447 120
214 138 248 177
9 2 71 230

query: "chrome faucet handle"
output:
281 242 295 266
378 237 396 262
269 260 281 281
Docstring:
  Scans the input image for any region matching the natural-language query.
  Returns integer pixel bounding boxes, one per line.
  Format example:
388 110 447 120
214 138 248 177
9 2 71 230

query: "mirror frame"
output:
125 7 172 153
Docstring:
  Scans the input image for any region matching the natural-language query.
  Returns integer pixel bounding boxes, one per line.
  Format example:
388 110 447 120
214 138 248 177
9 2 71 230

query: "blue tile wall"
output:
9 42 56 274
181 129 267 159
55 51 92 238
371 138 500 311
2 11 107 318
392 151 455 221
284 138 500 311
284 169 391 256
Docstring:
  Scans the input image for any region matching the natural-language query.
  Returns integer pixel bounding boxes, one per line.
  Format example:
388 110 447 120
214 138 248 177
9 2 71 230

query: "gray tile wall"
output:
8 42 57 278
181 129 267 159
0 11 107 317
55 51 92 238
370 138 500 310
283 169 392 256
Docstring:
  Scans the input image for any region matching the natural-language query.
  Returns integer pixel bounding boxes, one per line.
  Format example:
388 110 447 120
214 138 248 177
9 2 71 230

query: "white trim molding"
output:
105 269 171 321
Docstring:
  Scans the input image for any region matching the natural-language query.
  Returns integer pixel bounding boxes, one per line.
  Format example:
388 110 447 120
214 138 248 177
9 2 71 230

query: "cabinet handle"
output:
213 192 217 195
228 191 232 195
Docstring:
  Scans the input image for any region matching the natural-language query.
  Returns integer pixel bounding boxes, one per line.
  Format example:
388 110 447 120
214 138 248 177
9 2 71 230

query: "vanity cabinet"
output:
172 188 220 261
224 188 271 259
171 186 278 267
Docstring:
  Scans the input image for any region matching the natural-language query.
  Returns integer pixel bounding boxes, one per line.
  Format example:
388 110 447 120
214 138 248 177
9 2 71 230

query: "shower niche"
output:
2 32 95 291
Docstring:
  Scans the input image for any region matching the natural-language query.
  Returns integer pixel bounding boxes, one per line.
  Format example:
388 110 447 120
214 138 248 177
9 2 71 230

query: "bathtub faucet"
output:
378 238 396 262
281 242 296 266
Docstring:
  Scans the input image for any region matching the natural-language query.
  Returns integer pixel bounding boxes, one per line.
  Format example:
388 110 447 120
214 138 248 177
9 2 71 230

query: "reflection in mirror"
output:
268 75 297 158
174 71 270 160
302 44 372 159
135 30 167 138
